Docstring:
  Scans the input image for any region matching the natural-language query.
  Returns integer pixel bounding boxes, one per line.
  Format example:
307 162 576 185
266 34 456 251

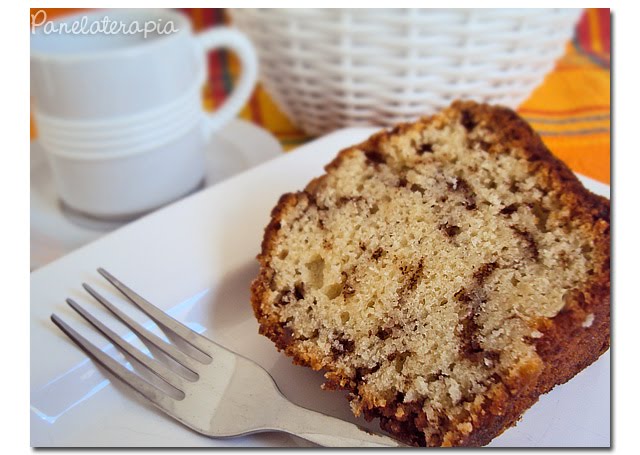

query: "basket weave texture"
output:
230 9 582 135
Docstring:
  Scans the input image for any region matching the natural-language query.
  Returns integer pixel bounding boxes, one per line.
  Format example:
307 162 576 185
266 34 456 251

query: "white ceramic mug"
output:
30 9 258 219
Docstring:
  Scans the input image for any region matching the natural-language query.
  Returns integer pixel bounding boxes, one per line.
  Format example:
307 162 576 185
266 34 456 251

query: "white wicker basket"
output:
229 8 582 135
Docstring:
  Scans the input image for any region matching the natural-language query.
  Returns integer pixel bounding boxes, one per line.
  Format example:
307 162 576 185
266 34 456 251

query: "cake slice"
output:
250 101 610 446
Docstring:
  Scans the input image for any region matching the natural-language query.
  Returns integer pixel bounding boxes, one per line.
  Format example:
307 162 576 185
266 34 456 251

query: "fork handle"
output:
273 399 403 447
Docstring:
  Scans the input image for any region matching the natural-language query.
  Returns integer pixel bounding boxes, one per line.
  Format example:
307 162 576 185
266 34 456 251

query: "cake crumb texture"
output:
251 101 610 446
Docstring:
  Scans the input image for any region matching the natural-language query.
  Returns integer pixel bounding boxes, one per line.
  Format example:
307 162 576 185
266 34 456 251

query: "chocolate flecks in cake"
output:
294 282 305 300
412 260 425 288
418 143 434 155
399 260 424 294
274 325 296 350
426 370 449 382
359 242 367 252
460 110 477 131
484 178 498 190
448 177 477 210
512 226 539 261
455 262 500 363
454 261 500 367
500 203 519 216
331 335 356 358
364 150 386 165
369 399 429 446
343 282 356 298
337 195 366 207
356 364 381 382
276 290 294 307
339 270 358 298
305 191 328 211
457 298 486 362
439 222 461 238
372 247 384 260
473 261 499 285
483 350 501 368
410 183 426 195
458 179 478 210
453 288 470 305
469 138 492 153
397 176 409 188
376 326 393 340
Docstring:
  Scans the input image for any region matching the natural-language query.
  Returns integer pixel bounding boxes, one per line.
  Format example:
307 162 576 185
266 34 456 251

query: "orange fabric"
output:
518 10 610 184
30 8 610 183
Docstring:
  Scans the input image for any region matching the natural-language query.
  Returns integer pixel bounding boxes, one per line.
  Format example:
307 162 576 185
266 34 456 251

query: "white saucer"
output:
31 119 283 270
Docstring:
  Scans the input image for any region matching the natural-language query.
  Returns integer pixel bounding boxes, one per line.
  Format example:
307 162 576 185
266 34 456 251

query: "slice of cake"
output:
251 101 610 446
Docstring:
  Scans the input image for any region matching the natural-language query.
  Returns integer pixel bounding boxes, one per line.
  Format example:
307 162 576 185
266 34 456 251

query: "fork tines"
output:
50 268 209 408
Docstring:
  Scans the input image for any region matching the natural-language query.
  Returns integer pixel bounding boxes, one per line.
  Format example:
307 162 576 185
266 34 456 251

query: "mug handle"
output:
194 28 258 134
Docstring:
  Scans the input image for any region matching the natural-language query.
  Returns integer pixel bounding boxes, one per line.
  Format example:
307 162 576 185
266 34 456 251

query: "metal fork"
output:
51 268 400 447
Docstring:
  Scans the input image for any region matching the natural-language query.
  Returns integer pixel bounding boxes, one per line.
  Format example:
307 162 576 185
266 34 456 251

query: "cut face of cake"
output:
251 101 610 446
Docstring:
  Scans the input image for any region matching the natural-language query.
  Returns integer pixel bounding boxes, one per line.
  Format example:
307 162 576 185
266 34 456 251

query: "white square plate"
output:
31 127 610 447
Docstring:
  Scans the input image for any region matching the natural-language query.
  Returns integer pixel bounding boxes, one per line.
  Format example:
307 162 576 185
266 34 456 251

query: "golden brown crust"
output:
250 101 610 446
